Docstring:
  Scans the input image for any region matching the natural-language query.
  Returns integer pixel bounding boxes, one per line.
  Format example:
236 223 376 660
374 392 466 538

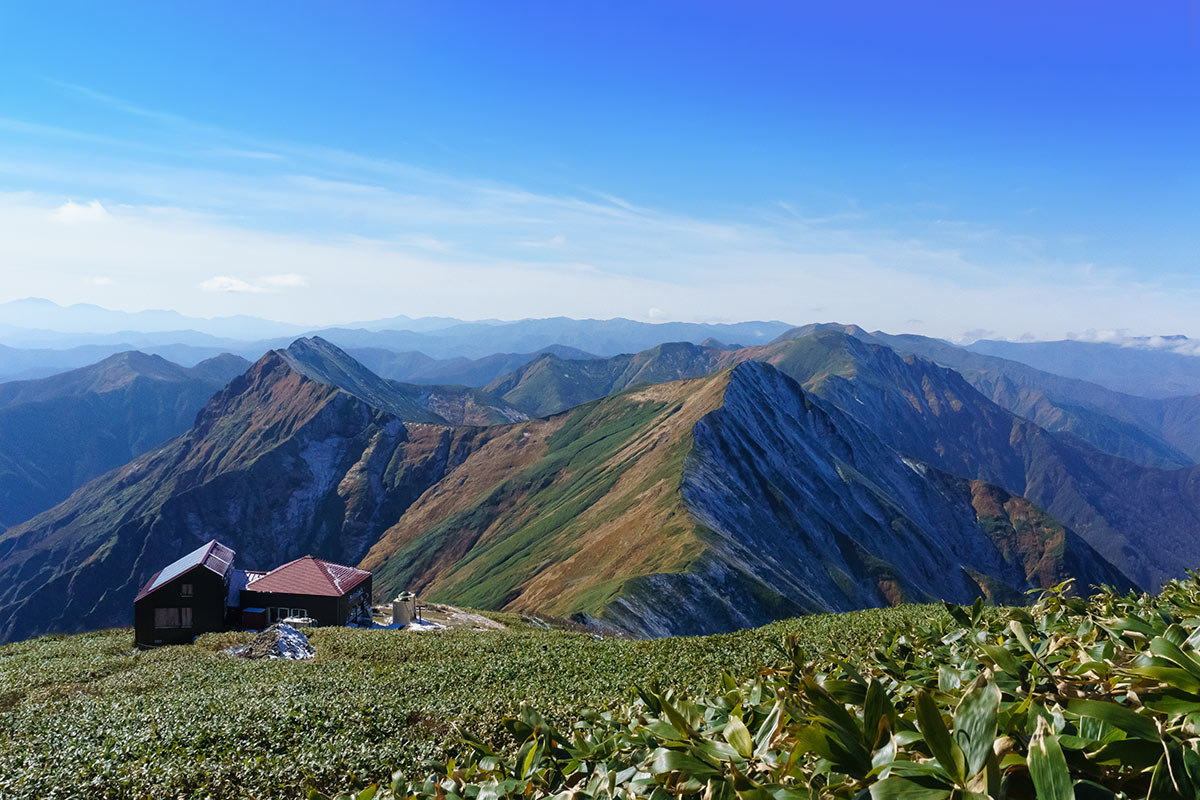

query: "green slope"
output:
364 363 1127 636
0 604 934 798
485 341 726 416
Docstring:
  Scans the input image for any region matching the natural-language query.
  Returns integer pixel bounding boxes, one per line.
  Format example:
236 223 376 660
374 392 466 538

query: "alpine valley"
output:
8 317 1200 644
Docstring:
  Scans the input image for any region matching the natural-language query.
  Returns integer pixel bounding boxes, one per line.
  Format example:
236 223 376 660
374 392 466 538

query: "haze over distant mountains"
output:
0 351 250 527
0 298 792 380
4 300 1200 643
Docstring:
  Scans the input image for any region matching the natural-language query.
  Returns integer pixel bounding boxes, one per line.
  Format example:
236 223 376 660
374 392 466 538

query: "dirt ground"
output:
370 601 506 631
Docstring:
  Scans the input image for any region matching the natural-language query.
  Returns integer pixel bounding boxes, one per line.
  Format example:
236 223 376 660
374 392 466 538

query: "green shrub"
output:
0 607 926 798
321 579 1200 800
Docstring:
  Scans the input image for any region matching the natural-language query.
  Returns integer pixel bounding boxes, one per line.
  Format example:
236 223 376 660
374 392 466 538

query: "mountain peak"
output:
275 337 444 423
699 337 741 350
187 353 253 383
772 322 867 342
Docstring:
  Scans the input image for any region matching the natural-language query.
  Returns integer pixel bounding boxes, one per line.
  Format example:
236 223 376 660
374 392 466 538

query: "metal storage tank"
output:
392 592 415 626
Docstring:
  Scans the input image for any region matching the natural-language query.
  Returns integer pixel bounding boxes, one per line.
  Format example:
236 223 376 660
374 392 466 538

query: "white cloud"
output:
84 275 115 286
52 200 109 223
199 273 309 294
2 187 1200 338
0 85 1194 337
259 273 309 289
1061 329 1200 356
200 276 267 293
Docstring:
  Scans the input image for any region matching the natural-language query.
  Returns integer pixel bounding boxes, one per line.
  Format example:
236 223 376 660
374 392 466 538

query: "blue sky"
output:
0 1 1196 338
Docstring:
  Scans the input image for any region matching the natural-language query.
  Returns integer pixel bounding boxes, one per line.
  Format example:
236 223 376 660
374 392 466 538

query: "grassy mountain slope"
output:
363 368 726 629
0 351 249 527
364 363 1125 636
485 341 731 416
0 605 932 798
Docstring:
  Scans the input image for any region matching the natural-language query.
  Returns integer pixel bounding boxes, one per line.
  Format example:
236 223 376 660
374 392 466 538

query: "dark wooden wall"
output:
133 567 228 648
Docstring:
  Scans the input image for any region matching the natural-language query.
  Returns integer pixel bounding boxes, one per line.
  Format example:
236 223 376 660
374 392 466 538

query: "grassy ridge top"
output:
0 606 932 799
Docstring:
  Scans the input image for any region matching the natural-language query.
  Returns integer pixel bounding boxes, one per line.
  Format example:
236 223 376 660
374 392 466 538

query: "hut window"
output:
153 607 193 629
154 607 180 628
271 607 308 622
180 583 193 597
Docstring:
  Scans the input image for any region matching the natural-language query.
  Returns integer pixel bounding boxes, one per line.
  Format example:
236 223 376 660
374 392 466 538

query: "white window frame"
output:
271 606 307 621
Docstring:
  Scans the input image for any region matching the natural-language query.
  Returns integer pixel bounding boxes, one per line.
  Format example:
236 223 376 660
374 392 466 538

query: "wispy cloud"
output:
0 82 1193 336
200 274 309 294
51 199 110 223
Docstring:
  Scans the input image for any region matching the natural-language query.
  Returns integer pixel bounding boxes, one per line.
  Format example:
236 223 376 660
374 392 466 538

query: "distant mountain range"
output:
3 327 1184 643
0 298 793 371
8 307 1200 643
0 351 250 528
0 297 310 341
966 337 1200 398
346 344 598 386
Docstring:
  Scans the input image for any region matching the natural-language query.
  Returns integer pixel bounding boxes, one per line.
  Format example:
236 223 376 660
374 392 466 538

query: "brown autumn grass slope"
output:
360 370 731 622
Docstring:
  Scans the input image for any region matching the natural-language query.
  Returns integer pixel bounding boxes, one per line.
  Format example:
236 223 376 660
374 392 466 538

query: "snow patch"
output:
404 619 446 632
224 623 315 660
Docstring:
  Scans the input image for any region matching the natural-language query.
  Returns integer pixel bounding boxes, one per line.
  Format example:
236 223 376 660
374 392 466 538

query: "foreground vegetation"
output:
335 580 1200 800
8 576 1200 800
0 606 928 798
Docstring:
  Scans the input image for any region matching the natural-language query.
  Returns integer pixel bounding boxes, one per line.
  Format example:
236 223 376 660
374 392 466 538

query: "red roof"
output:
243 555 370 597
135 540 236 602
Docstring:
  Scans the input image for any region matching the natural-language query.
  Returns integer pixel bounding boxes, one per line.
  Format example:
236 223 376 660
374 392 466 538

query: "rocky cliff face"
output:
747 331 1200 591
607 364 1127 635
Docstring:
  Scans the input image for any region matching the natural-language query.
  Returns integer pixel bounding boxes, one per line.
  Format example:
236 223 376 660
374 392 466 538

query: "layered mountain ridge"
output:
363 361 1125 636
0 336 1136 642
281 336 526 426
478 327 1200 590
862 330 1200 468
